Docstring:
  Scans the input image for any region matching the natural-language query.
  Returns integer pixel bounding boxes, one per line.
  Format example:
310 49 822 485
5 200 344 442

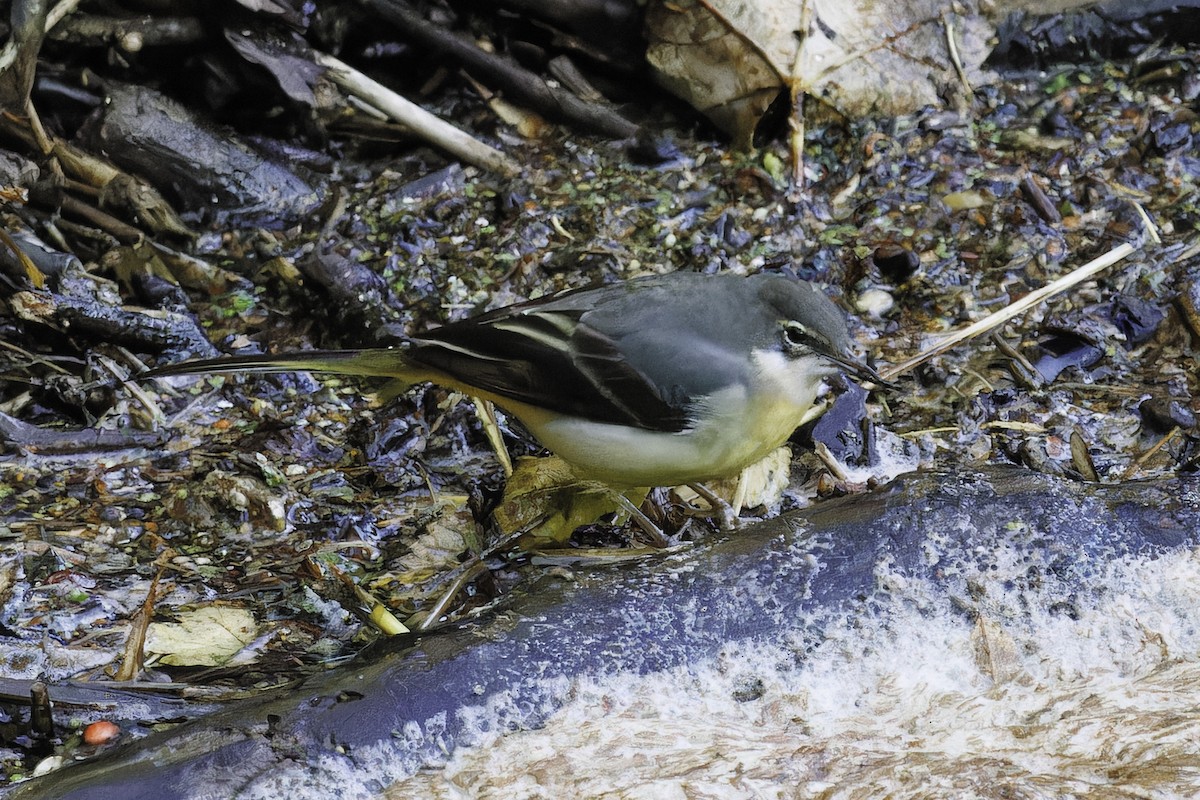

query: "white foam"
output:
374 545 1200 799
220 500 1200 800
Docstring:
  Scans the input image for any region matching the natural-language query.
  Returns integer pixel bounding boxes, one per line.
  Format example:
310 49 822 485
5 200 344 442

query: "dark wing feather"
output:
568 318 691 430
406 305 688 431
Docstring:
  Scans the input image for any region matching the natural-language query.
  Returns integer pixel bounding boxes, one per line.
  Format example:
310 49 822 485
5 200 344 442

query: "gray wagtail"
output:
145 271 880 489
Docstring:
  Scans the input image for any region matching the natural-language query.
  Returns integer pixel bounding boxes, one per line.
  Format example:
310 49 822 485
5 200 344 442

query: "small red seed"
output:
82 720 120 746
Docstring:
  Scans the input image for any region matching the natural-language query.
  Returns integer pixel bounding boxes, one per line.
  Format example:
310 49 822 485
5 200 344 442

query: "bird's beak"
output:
823 352 894 390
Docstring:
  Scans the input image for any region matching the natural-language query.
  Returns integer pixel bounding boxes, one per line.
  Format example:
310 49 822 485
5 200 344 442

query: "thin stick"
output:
1122 427 1180 479
0 0 84 72
115 570 161 682
943 11 972 97
880 242 1136 381
1131 201 1161 245
787 0 812 198
47 0 86 30
314 51 520 177
414 558 488 632
613 493 669 548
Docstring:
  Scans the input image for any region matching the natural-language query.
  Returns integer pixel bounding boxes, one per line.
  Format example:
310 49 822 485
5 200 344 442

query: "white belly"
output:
512 353 826 487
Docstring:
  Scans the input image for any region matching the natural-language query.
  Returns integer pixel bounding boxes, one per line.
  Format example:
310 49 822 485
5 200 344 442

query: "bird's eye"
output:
782 322 810 349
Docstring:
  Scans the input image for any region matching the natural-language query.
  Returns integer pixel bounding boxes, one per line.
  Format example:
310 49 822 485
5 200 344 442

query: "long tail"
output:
143 348 416 380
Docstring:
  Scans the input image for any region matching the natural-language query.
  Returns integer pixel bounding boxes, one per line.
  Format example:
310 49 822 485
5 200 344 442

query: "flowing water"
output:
383 543 1200 799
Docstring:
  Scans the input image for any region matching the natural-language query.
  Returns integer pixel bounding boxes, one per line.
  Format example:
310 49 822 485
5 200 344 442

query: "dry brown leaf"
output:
494 456 626 549
645 0 993 147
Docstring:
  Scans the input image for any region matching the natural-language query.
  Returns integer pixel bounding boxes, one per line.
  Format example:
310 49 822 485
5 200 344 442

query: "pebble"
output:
83 720 121 746
855 288 895 318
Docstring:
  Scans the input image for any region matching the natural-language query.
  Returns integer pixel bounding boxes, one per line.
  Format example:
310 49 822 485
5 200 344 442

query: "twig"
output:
0 338 70 374
942 11 972 97
880 242 1137 381
1132 201 1162 245
101 354 165 427
59 194 144 243
315 51 519 177
814 441 848 481
787 0 813 198
613 492 670 548
358 0 639 140
989 332 1040 389
0 0 83 73
0 407 167 452
48 12 206 50
460 71 549 139
46 0 86 30
23 97 52 155
115 570 161 682
1122 427 1180 479
28 682 53 738
413 558 489 632
1019 172 1061 224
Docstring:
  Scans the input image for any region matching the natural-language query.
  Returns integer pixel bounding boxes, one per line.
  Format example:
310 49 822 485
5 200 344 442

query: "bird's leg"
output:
471 396 513 477
611 491 670 548
683 482 740 531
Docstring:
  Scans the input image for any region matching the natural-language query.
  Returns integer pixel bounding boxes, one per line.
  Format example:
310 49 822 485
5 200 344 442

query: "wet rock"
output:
988 1 1200 68
1110 296 1165 347
855 287 895 318
1032 331 1105 382
1140 397 1197 432
86 85 322 228
808 381 871 465
869 244 920 282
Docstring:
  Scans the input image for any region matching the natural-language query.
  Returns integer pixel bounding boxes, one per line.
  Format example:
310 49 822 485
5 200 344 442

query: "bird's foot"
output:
682 482 740 531
612 491 671 548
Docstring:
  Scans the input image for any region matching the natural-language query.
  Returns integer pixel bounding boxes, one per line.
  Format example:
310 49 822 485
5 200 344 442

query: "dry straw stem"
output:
880 241 1137 381
315 51 520 177
943 11 972 96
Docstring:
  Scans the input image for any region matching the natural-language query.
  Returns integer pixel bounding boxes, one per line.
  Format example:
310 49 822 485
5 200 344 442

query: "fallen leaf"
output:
645 0 993 147
146 605 259 667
